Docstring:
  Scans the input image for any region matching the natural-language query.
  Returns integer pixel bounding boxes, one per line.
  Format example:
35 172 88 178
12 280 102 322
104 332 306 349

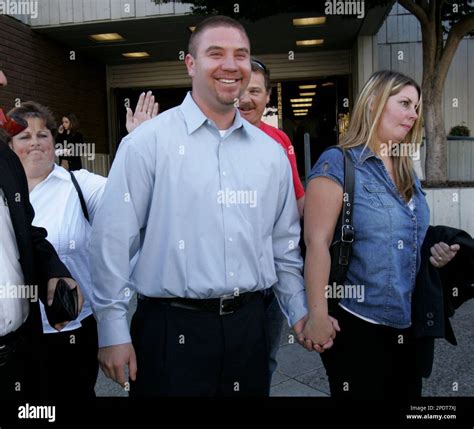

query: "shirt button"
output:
222 171 227 176
427 320 434 327
291 311 295 317
229 272 234 277
426 312 434 319
228 237 233 242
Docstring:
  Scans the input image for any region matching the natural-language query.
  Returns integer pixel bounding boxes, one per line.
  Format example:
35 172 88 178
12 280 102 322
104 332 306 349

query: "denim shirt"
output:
308 145 430 328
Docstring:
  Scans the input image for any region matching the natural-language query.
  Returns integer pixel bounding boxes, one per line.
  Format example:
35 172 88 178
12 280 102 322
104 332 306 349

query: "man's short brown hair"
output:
251 59 271 93
188 15 249 57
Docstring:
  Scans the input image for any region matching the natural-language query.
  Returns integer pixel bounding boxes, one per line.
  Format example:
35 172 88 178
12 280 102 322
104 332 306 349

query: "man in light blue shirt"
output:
90 15 308 396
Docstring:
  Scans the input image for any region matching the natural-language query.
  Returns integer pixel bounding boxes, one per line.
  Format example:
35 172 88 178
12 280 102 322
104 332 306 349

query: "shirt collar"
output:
180 91 249 136
47 164 71 182
351 144 377 164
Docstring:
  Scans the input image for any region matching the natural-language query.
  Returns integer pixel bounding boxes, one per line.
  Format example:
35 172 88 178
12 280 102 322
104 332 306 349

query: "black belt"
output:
137 291 261 315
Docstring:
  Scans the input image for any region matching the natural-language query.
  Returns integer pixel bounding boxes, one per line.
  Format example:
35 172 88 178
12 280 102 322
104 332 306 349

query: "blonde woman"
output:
302 70 459 398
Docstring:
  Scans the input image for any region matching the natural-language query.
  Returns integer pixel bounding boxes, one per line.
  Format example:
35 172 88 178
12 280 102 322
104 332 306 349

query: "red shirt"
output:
259 122 305 199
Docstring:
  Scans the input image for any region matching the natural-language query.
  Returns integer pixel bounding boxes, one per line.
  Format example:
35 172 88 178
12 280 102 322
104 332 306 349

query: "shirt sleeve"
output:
308 147 344 188
75 170 107 223
89 131 156 347
280 131 305 200
271 150 308 327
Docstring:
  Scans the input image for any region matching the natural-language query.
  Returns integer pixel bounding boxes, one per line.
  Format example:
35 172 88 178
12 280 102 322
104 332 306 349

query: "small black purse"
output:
45 278 79 327
327 147 355 312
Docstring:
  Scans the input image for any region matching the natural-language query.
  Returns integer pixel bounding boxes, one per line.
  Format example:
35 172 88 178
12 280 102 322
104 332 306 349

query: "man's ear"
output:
185 53 195 78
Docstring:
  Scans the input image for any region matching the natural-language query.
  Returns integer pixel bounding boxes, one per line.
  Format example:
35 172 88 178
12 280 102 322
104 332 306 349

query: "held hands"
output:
46 277 84 331
429 242 460 268
126 91 160 133
293 313 340 353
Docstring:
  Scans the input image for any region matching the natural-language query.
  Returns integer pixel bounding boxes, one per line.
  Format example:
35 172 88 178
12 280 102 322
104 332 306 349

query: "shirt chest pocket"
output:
363 182 394 208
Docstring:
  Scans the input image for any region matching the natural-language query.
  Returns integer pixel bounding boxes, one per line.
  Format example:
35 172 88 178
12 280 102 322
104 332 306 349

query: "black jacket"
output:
0 143 71 335
412 225 474 376
56 130 84 171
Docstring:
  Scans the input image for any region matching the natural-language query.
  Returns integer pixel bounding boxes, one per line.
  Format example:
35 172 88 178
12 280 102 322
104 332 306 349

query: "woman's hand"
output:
302 313 340 353
58 125 64 134
429 242 460 268
126 91 159 133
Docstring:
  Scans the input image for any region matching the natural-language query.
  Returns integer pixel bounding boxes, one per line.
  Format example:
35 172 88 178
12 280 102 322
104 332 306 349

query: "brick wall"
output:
0 15 108 153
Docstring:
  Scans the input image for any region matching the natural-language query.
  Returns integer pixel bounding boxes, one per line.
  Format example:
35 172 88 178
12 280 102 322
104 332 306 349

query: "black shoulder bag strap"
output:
69 171 90 223
325 146 355 312
338 147 355 265
325 145 355 268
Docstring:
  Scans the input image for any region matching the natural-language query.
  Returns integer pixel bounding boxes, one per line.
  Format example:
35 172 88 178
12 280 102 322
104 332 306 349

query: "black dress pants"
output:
0 318 40 400
129 292 269 397
38 314 99 399
320 306 422 399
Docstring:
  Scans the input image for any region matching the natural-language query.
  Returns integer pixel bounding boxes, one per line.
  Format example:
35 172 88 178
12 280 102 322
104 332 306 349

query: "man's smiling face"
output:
185 26 251 113
238 70 270 127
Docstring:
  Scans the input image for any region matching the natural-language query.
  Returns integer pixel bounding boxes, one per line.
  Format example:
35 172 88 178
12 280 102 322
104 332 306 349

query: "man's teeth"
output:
218 79 237 83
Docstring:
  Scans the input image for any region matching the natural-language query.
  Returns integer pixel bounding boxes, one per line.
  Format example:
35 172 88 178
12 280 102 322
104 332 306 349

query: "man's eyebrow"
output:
205 45 223 52
205 46 249 54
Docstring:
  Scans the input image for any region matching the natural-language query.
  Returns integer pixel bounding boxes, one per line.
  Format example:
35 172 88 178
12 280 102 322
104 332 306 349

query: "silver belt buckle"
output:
219 294 236 315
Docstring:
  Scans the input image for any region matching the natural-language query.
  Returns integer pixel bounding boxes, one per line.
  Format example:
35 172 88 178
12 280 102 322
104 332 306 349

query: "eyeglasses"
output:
251 59 268 74
0 108 26 136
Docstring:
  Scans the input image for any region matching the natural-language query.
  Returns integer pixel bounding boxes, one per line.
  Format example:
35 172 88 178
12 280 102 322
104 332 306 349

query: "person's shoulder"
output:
308 146 345 186
246 121 282 147
248 124 288 163
155 104 183 126
73 168 105 182
319 146 345 164
73 168 106 193
130 106 183 140
260 122 291 146
264 123 290 140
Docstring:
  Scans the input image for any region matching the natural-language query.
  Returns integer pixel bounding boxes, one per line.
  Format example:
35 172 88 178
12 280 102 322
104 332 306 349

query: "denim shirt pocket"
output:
362 182 394 208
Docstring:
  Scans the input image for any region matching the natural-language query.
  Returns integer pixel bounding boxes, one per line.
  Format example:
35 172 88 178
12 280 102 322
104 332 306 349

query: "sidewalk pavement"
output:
95 298 474 397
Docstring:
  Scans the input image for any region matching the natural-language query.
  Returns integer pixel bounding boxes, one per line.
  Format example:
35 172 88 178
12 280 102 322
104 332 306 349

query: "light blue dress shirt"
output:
90 92 307 347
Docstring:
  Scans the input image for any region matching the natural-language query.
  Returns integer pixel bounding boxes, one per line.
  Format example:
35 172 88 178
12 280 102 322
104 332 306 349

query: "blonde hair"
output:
341 70 423 201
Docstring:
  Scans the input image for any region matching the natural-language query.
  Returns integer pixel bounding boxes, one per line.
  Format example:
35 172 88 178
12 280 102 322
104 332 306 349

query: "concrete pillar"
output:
352 35 378 97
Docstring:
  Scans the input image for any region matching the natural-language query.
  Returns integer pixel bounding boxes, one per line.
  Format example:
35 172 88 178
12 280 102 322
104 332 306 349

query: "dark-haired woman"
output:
56 113 84 171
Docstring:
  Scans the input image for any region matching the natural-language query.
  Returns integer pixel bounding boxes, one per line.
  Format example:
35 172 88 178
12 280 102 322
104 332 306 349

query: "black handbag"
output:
327 146 355 312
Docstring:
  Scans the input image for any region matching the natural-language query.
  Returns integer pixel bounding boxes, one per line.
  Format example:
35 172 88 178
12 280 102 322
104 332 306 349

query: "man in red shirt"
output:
238 59 305 387
238 59 305 217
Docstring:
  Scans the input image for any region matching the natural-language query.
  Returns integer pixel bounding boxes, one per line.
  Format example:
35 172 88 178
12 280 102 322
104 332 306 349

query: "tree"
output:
156 0 474 182
397 0 474 183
